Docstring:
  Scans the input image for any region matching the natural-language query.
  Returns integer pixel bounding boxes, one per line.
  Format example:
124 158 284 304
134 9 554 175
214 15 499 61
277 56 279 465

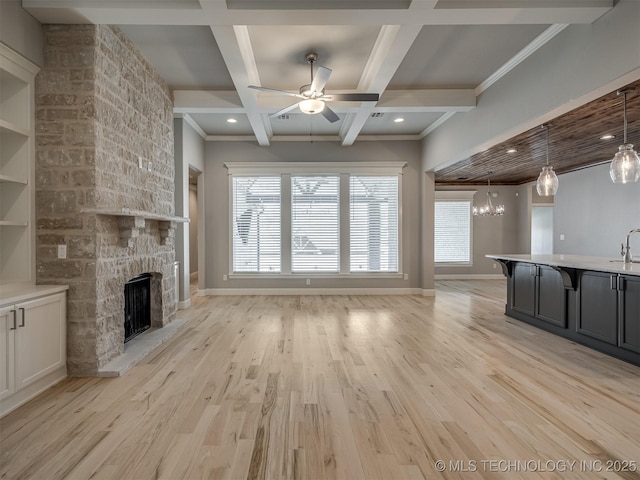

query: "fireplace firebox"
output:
124 274 152 343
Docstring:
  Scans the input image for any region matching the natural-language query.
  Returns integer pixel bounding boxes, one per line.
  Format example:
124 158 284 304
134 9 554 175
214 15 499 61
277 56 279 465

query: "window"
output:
291 176 339 272
226 162 405 276
434 193 474 264
232 176 281 272
350 175 398 272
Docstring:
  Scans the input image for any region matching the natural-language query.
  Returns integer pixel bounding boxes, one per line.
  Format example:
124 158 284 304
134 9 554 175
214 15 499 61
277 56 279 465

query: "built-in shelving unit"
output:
0 43 39 287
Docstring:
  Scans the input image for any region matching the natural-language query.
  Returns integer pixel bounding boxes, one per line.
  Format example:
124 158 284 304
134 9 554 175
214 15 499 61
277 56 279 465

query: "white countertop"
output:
0 283 69 305
486 254 640 277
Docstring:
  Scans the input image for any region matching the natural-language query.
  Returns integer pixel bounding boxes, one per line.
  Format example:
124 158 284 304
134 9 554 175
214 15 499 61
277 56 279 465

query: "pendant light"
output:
536 124 559 196
610 89 640 184
473 173 504 216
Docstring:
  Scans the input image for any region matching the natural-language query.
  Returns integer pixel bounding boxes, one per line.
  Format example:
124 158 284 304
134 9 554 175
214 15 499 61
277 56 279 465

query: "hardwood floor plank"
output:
1 280 639 480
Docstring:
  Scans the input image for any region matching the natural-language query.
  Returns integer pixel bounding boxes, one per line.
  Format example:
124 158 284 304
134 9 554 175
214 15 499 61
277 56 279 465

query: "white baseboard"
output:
422 289 435 297
435 274 505 280
202 287 424 296
177 299 191 309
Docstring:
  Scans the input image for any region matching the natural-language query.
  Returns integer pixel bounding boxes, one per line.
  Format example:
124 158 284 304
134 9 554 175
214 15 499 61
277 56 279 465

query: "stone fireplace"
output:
35 25 179 375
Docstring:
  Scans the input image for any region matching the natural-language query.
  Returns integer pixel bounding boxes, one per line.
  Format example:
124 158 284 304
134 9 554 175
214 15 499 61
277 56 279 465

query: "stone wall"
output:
35 25 176 375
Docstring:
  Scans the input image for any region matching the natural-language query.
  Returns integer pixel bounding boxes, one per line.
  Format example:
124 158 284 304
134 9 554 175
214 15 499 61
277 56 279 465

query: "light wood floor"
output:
1 280 639 480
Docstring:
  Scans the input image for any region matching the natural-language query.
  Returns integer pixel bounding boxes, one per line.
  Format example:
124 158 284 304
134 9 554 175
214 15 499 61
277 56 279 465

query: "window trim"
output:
226 162 406 277
434 190 476 267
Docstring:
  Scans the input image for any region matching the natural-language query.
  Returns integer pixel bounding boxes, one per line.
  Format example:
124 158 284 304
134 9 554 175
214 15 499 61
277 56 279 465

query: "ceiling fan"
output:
248 53 380 123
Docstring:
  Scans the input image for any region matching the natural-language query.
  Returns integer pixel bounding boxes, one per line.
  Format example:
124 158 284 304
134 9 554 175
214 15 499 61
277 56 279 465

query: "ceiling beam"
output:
209 24 272 145
340 24 422 146
23 0 613 26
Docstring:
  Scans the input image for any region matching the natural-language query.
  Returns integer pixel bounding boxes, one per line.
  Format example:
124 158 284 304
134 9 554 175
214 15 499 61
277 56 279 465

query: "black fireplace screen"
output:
124 274 151 343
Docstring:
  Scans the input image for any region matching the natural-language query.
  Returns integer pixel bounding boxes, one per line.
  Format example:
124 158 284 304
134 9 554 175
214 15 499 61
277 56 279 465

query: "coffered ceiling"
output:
24 0 632 185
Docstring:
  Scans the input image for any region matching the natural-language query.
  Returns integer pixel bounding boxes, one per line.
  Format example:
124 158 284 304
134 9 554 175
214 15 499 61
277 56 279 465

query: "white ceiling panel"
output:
189 113 254 135
117 25 233 89
248 25 381 91
389 24 548 88
360 112 443 135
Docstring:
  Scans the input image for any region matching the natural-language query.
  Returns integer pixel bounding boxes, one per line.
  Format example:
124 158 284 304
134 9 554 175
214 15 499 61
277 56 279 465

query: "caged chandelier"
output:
610 89 640 184
473 174 504 216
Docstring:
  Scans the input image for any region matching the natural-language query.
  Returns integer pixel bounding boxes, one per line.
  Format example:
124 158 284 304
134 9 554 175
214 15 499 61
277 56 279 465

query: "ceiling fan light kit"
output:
610 89 640 184
248 52 379 123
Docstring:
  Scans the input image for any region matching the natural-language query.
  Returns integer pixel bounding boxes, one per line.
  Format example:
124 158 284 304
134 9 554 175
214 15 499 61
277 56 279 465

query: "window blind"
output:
291 176 339 272
434 200 471 263
350 175 399 272
232 176 281 272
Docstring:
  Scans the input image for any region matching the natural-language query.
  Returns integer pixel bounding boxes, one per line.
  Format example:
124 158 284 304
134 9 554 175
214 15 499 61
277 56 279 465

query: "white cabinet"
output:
0 289 67 417
0 42 38 286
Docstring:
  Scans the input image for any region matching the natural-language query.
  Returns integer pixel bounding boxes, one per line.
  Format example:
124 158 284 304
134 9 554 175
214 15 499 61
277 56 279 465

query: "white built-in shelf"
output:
0 119 29 137
0 174 27 185
0 220 28 227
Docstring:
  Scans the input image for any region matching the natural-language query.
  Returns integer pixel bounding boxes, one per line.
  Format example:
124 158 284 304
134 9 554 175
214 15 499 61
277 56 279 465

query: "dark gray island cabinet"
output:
487 254 640 366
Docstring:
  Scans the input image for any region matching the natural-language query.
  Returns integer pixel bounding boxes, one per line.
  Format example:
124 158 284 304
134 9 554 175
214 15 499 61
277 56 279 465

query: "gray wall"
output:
203 140 424 291
435 185 524 276
554 163 640 257
189 185 198 273
174 118 205 302
0 0 43 66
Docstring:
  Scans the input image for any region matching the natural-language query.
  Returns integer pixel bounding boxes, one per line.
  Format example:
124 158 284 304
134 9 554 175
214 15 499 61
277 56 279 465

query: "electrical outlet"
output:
306 279 311 286
403 274 408 280
57 244 67 259
493 263 497 269
147 161 152 172
223 274 228 281
560 234 565 241
138 156 143 169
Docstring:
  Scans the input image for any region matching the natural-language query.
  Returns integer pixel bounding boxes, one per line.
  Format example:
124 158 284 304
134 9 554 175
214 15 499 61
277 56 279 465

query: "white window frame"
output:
225 162 405 278
434 190 476 266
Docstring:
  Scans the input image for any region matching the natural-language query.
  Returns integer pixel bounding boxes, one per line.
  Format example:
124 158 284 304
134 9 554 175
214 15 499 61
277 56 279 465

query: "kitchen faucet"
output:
621 228 640 263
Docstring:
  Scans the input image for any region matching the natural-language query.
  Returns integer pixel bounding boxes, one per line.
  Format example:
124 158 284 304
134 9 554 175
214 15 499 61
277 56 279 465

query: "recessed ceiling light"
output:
394 117 404 123
227 118 237 124
600 134 615 140
507 148 517 154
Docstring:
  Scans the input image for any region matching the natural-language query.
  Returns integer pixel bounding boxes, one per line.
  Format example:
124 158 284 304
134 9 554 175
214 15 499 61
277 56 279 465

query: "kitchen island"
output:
487 254 640 366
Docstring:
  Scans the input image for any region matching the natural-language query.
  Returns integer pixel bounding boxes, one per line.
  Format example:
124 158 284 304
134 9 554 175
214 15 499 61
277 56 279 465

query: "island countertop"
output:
486 254 640 277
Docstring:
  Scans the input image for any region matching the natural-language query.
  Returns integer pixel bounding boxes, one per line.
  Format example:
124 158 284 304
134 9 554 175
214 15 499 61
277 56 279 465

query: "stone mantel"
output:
82 208 189 248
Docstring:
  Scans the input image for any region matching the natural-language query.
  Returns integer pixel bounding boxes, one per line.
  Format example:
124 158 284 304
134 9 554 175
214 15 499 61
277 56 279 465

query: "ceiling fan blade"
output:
322 93 380 102
268 102 301 118
248 85 303 98
310 66 332 94
320 105 340 123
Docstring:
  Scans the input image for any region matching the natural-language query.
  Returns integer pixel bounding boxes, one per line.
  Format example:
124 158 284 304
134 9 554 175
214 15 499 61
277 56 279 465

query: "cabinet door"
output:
577 271 618 345
536 266 567 327
512 263 536 316
0 305 16 401
15 293 66 390
620 275 640 353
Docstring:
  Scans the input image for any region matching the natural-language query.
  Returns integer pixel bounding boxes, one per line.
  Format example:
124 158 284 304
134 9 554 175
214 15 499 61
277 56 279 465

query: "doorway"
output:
531 206 553 254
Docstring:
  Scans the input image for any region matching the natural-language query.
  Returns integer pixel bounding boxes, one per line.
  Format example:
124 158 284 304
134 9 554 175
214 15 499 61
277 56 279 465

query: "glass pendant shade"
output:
299 98 325 114
610 144 640 184
535 124 558 196
610 89 639 184
536 165 559 196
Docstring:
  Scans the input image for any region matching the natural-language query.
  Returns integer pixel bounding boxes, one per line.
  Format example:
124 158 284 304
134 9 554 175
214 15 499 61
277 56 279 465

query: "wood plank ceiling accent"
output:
435 79 640 185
